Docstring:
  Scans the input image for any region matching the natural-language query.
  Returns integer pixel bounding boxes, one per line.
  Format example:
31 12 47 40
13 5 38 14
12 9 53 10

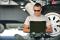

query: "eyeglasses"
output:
34 10 40 12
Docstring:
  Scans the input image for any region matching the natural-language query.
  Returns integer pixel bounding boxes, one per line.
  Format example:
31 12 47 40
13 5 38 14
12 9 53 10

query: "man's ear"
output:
40 8 42 12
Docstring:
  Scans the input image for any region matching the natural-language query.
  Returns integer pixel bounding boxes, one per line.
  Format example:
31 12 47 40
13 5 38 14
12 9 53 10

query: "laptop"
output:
30 21 46 33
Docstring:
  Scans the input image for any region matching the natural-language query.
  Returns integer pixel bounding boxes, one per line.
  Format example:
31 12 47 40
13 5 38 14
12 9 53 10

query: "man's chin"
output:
35 15 41 16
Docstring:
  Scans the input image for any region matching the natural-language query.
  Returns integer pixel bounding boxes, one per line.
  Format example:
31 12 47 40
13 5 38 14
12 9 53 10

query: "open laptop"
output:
30 21 46 33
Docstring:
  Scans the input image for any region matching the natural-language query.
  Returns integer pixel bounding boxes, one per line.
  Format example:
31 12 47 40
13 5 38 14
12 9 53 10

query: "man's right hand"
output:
23 24 30 33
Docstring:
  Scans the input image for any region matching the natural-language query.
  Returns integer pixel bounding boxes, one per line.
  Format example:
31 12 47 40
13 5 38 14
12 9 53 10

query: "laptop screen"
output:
30 21 46 33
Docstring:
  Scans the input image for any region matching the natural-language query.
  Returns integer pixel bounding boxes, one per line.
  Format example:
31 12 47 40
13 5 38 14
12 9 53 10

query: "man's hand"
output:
46 25 53 33
23 24 30 33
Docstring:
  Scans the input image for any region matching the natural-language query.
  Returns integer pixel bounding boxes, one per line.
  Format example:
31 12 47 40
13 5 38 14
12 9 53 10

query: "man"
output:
23 3 52 40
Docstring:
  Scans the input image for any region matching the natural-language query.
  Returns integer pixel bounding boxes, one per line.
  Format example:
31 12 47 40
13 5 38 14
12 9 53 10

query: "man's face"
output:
33 6 42 16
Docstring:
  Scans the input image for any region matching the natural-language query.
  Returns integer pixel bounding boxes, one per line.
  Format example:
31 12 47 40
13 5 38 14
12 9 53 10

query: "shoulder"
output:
27 16 31 18
27 15 34 18
41 15 49 21
26 16 32 20
41 15 47 18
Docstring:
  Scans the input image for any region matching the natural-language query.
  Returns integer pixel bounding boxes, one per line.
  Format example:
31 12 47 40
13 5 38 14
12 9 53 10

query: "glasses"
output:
34 10 40 12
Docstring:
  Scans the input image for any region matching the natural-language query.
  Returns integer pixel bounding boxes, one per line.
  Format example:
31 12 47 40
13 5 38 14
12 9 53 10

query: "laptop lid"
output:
30 21 46 33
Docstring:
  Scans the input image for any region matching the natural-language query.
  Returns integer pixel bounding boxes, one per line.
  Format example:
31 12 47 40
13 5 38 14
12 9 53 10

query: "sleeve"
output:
24 16 30 25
